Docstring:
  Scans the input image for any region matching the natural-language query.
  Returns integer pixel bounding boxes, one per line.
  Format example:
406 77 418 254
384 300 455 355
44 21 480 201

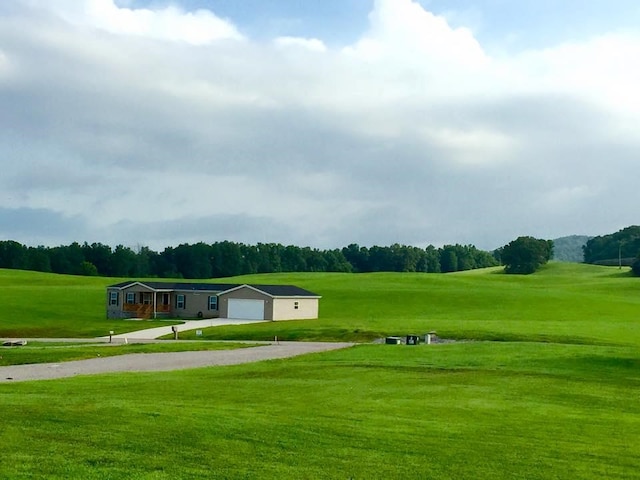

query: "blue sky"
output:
1 0 639 250
125 0 640 50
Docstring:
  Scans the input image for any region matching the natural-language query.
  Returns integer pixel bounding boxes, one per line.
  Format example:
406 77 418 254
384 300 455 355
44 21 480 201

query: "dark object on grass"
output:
406 335 420 345
385 337 402 345
2 340 28 347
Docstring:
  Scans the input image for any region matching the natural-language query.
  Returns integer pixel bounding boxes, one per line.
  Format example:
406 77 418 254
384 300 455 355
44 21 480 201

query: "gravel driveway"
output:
0 342 354 383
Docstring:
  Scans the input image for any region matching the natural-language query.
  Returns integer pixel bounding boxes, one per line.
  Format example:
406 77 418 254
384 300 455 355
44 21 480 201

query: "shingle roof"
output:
245 284 320 297
107 281 320 297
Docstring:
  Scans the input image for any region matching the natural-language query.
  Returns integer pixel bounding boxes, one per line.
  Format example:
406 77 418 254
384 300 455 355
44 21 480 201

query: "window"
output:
126 292 136 304
294 301 299 310
109 291 119 306
208 296 218 310
176 294 186 309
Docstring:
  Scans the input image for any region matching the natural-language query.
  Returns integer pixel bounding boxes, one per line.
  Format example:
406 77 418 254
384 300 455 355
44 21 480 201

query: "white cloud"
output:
39 0 243 44
0 0 640 250
274 36 327 52
514 33 640 114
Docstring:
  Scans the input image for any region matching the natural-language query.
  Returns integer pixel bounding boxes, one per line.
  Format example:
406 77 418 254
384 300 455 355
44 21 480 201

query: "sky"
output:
1 0 639 251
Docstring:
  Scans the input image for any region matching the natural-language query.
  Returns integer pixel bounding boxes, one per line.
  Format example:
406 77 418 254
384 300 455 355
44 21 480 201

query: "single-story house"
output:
106 281 321 321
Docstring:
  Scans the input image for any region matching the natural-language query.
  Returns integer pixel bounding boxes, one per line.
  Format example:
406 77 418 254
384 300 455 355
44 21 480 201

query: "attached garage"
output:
218 284 320 321
227 298 265 320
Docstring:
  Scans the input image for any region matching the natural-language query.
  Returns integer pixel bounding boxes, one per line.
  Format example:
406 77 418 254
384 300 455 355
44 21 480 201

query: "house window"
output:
126 292 136 304
294 301 299 310
109 291 119 306
208 296 218 310
176 294 186 309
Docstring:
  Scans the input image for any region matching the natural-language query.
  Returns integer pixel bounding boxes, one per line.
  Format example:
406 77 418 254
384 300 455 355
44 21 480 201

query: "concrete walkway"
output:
0 342 355 383
109 318 267 340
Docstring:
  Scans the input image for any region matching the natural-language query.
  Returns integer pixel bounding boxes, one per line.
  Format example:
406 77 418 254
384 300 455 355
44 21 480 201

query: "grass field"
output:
0 269 182 338
0 264 639 478
180 263 640 346
2 263 638 344
1 342 638 479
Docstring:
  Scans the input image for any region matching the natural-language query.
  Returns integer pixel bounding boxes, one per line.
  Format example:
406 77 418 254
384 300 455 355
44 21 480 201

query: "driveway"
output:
0 342 354 383
109 318 267 340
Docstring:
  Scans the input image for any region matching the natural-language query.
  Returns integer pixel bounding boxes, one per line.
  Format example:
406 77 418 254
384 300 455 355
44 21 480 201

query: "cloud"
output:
37 0 244 44
0 208 87 244
0 0 639 251
274 36 327 52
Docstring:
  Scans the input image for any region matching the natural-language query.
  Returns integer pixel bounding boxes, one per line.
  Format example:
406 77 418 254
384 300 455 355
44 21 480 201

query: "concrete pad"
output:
109 318 267 340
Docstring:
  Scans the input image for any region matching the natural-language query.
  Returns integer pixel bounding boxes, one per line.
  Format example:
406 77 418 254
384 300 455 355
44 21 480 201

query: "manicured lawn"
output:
181 263 640 346
0 341 254 366
0 342 638 479
0 269 179 338
0 264 639 478
1 263 638 344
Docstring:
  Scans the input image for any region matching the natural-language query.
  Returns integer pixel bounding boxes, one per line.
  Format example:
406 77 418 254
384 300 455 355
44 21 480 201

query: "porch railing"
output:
123 303 171 318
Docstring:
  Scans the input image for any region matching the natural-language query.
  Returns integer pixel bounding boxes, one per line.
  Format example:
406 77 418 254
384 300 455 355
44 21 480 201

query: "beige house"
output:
106 281 320 321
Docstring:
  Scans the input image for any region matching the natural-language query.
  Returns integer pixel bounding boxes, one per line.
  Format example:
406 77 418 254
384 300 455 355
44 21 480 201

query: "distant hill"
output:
552 235 592 262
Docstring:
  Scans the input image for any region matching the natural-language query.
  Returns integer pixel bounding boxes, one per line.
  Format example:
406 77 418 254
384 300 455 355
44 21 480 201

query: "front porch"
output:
123 291 172 319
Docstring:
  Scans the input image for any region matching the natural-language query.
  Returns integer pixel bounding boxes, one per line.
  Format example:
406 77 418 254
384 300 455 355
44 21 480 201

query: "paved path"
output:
0 342 354 383
109 318 268 340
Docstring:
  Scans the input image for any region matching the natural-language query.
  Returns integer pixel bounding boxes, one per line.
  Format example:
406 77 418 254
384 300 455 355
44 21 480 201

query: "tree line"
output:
583 225 640 266
0 240 498 278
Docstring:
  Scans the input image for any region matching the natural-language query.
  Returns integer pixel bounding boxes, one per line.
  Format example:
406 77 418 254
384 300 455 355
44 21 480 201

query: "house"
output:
106 281 321 321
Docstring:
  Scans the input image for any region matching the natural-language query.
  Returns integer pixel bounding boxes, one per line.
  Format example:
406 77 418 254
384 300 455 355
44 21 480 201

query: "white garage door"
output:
227 299 265 320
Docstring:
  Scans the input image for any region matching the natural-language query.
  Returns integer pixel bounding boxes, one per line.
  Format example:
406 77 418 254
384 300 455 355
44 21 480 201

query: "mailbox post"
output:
109 330 114 343
171 325 178 340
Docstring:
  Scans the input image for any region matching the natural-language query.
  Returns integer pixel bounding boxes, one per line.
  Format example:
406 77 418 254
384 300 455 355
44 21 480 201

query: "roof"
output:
220 284 320 298
107 281 239 292
107 281 320 297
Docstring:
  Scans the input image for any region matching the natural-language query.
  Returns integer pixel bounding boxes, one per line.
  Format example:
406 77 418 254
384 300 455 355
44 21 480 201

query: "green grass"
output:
0 269 180 337
1 264 639 478
179 263 640 346
1 263 638 345
0 342 638 479
0 342 254 366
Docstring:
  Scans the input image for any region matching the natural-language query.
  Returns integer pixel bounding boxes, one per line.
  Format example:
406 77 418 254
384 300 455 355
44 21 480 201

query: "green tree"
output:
440 246 458 273
632 256 640 276
82 242 112 275
27 246 51 272
501 236 553 274
341 244 370 273
0 240 29 270
583 226 640 265
110 245 138 277
422 245 441 273
80 261 98 276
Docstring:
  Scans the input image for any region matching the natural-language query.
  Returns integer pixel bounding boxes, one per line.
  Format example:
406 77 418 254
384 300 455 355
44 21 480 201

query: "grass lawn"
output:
0 264 639 478
179 263 640 346
0 269 181 338
0 342 638 479
0 341 254 366
1 263 638 344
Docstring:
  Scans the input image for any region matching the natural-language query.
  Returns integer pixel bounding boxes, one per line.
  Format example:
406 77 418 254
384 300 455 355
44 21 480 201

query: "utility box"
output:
425 331 438 344
406 335 420 345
